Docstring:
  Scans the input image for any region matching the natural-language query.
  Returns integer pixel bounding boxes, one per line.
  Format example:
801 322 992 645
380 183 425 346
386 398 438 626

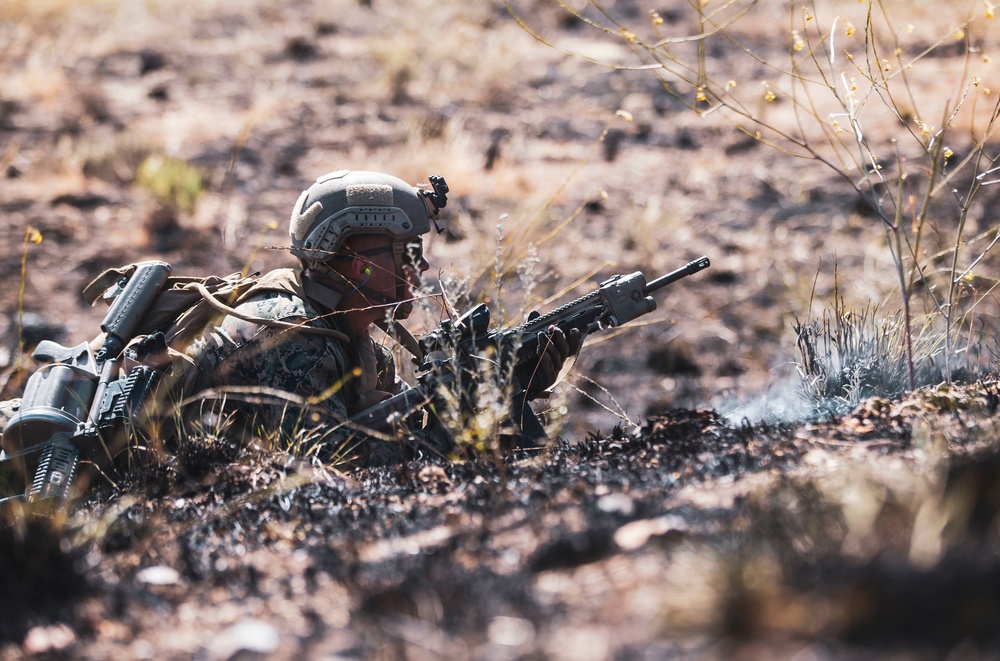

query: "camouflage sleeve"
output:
185 292 457 466
184 292 355 450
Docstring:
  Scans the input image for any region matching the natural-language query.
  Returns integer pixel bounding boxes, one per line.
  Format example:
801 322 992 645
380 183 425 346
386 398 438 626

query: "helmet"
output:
289 170 446 263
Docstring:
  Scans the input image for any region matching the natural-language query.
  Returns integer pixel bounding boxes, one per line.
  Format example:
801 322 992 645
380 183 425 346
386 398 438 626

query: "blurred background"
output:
2 0 998 435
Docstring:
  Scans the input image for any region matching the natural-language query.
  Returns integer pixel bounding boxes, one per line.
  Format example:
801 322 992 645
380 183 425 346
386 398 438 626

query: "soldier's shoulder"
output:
236 290 312 323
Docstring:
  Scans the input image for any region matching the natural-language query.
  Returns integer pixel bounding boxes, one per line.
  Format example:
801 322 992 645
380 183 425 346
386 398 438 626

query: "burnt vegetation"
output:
5 378 1000 657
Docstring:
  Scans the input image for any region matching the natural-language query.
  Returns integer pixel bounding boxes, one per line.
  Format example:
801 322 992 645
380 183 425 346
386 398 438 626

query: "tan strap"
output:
375 318 425 362
236 268 305 302
192 281 350 342
356 332 379 395
82 265 137 305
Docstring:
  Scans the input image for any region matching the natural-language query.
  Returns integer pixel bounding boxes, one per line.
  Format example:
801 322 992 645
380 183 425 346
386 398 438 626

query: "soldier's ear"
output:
349 255 371 279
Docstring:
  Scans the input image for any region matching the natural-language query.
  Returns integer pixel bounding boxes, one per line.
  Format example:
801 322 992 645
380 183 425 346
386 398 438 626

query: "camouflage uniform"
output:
183 269 456 466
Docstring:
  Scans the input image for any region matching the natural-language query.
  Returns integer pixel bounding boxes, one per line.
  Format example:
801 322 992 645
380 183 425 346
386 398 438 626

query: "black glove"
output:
513 320 582 400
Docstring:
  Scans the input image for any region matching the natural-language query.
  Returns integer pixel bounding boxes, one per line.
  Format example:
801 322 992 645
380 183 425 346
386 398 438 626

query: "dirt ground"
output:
3 0 1000 658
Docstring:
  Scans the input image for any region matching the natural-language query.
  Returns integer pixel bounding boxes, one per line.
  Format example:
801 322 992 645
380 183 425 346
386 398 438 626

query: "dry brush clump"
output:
794 302 990 417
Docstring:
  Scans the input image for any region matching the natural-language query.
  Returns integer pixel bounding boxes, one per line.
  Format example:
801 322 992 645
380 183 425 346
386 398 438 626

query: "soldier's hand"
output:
513 321 581 400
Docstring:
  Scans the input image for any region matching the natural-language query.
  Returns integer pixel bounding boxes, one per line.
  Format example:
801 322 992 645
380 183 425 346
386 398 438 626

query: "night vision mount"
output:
423 175 449 233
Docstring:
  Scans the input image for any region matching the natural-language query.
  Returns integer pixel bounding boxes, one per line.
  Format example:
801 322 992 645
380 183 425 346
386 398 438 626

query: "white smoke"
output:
714 368 815 426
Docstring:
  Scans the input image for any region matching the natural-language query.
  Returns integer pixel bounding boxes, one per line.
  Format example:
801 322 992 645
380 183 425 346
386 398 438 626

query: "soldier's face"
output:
357 237 428 319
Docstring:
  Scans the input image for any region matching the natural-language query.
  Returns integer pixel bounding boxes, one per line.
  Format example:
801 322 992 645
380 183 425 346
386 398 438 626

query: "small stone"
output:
596 492 635 516
613 515 687 551
136 565 182 586
206 619 280 659
23 623 76 655
488 616 535 647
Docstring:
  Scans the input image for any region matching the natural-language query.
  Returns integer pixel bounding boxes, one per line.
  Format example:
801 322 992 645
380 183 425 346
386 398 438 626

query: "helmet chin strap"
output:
390 240 409 303
305 266 395 306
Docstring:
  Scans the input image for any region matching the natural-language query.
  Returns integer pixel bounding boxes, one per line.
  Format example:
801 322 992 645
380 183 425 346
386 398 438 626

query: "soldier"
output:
182 169 578 465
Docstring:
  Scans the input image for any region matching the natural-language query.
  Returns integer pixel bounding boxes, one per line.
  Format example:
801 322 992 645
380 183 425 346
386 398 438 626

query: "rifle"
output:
0 261 172 506
352 255 710 441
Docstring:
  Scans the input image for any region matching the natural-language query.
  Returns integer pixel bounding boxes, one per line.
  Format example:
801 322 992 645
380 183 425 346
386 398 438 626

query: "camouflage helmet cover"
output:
289 170 441 262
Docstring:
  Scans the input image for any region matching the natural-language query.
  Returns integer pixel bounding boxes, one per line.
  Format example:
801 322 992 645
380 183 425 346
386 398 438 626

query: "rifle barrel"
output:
643 256 710 294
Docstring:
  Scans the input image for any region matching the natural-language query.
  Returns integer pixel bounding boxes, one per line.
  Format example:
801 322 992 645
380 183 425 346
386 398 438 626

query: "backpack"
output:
82 265 265 350
1 265 271 482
